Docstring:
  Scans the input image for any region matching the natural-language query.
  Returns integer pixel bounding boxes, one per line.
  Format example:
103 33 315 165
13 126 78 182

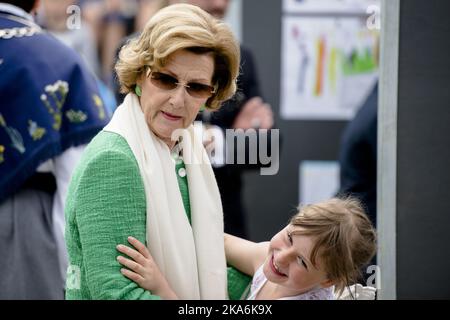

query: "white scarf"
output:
104 93 227 299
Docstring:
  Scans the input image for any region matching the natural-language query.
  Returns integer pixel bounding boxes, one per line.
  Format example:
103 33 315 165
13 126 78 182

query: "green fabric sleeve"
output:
227 267 252 300
65 135 160 299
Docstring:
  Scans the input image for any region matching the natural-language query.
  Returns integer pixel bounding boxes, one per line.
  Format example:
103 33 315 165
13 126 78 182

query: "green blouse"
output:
65 131 250 300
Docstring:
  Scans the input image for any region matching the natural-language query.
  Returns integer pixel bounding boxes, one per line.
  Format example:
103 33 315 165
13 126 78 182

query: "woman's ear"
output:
137 72 146 87
135 73 146 96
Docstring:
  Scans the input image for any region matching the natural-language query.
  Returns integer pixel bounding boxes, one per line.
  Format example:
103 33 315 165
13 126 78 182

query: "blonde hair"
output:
115 3 240 110
290 197 377 296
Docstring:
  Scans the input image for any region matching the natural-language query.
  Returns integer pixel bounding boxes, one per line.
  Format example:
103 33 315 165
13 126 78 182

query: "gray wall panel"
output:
396 0 450 299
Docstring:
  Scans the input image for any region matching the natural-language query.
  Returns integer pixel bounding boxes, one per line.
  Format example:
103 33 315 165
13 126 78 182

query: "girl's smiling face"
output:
263 225 332 296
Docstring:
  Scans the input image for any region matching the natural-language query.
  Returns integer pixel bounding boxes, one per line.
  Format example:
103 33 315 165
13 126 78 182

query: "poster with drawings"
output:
281 16 378 120
280 0 379 120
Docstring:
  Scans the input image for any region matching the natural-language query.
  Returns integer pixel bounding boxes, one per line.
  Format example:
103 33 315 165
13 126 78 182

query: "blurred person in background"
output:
38 0 101 77
79 0 137 84
338 82 378 231
37 0 117 115
338 82 378 284
0 0 108 299
134 0 168 32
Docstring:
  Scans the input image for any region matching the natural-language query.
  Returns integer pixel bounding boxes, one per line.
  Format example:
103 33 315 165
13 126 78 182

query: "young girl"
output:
116 197 377 300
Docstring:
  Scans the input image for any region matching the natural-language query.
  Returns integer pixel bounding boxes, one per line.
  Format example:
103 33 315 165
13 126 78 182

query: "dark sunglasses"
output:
149 71 216 99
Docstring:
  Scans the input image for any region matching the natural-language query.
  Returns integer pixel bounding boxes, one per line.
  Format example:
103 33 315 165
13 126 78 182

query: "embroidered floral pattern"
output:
0 113 25 154
66 109 87 123
93 94 106 120
40 80 69 130
28 120 46 141
0 145 5 164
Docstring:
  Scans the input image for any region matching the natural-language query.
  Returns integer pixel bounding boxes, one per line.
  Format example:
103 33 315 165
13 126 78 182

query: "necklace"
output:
0 13 42 39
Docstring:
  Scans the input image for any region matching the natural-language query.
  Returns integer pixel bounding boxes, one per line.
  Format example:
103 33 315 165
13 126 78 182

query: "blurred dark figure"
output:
338 82 378 286
338 82 378 226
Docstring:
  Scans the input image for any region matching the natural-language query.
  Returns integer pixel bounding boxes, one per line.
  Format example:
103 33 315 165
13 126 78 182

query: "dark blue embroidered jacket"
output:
0 10 109 202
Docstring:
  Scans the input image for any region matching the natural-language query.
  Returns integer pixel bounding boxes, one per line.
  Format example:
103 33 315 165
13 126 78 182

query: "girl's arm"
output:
224 233 269 276
116 237 178 300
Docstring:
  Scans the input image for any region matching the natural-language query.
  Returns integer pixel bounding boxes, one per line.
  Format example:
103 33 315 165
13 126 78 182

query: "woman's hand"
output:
116 236 178 299
232 96 274 130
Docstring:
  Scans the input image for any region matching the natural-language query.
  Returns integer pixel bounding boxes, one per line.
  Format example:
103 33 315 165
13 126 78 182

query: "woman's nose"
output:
170 85 186 108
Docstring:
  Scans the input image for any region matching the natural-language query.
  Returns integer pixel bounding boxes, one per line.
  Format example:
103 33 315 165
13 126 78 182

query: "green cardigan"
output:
65 131 250 300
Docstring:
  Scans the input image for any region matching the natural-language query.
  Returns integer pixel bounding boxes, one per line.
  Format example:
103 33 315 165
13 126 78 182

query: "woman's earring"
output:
200 104 206 112
135 85 142 97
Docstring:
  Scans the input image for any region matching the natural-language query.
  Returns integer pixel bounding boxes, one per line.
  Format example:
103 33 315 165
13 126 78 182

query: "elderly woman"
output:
64 4 244 299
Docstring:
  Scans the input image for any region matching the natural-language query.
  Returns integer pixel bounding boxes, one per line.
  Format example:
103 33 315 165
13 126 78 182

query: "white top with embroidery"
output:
247 265 335 300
